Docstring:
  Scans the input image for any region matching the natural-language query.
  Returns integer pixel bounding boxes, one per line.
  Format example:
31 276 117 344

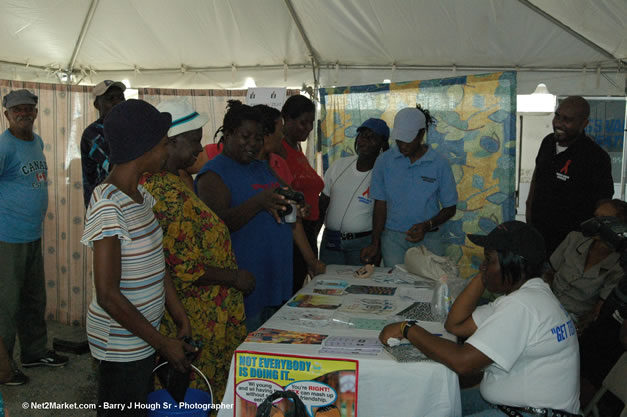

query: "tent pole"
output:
67 0 100 74
517 0 627 67
283 0 321 70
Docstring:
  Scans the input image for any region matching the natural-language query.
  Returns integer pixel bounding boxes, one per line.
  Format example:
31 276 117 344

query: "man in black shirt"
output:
526 96 614 256
80 80 126 207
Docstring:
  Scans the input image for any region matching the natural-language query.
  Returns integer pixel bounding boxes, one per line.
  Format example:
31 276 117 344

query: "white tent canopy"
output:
0 0 625 95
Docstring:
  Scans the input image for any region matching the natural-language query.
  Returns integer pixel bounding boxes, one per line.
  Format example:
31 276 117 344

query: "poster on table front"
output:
234 351 358 417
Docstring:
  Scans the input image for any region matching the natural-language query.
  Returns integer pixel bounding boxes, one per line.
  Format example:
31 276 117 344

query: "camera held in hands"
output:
274 188 305 223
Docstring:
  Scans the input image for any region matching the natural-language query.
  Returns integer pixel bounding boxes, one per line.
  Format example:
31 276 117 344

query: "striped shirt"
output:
81 184 166 362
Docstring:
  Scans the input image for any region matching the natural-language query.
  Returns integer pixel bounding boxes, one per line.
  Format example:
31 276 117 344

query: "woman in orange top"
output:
279 95 324 292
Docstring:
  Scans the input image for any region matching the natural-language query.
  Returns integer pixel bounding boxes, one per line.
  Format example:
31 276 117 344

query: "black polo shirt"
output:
530 133 613 255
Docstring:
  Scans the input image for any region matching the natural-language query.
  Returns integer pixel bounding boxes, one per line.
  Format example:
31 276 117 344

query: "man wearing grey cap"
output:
80 80 126 208
361 106 458 267
0 89 68 386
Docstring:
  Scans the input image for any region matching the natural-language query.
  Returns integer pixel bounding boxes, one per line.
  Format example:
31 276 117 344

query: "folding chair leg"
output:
583 387 607 417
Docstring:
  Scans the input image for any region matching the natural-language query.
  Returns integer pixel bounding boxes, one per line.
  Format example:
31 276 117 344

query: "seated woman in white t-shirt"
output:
317 118 389 266
380 221 581 417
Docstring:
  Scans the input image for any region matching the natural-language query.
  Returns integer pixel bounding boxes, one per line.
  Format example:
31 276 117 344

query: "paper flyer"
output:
287 294 342 310
244 328 328 345
234 351 358 417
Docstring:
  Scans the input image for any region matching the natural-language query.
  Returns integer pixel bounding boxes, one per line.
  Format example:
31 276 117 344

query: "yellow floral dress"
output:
142 171 247 403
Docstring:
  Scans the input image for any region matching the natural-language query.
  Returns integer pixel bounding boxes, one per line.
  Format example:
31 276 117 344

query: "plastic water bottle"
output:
431 275 452 323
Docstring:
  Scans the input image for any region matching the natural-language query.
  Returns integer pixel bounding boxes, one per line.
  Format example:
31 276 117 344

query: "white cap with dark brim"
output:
93 80 126 97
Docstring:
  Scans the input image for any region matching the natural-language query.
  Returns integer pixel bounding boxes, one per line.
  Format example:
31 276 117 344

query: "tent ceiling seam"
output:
517 0 627 67
67 0 100 73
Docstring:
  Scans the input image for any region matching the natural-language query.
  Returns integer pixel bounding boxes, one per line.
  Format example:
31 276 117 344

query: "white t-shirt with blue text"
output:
467 278 580 413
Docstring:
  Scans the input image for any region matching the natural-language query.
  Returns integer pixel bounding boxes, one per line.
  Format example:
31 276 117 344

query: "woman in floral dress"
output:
142 99 254 403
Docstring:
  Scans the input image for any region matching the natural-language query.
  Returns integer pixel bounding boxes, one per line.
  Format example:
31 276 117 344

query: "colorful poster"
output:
234 352 358 417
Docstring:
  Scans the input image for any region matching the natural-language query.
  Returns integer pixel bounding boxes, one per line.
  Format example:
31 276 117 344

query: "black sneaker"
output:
1 369 29 386
22 350 69 368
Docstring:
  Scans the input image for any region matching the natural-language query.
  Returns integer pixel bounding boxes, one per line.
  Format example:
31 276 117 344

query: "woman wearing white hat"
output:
142 98 254 402
360 106 458 267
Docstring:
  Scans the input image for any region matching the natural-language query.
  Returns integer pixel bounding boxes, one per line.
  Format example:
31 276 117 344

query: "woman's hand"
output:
298 202 311 219
255 187 289 223
307 259 327 277
379 322 404 346
158 337 195 373
234 269 256 295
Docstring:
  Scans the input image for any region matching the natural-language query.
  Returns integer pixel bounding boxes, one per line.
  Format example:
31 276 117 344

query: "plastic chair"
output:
583 352 627 417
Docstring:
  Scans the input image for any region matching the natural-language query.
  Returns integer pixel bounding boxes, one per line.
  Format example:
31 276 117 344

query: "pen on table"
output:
387 267 395 274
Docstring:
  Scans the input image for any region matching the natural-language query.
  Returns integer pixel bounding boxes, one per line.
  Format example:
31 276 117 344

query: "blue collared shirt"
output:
370 145 458 232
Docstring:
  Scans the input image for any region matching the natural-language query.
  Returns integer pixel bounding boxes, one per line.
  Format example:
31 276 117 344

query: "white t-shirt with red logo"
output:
322 156 373 233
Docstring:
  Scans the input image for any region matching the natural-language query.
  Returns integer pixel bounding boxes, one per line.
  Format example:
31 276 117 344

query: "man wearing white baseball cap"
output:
361 106 458 267
80 80 126 207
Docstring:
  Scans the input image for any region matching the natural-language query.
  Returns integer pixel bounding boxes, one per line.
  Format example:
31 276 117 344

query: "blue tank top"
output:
197 154 293 318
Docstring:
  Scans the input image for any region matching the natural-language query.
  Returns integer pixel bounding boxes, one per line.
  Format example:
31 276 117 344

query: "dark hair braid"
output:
416 104 437 132
214 100 262 143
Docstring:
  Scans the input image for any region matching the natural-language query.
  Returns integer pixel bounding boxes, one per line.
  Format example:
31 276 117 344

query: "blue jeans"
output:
462 388 537 417
319 229 371 266
381 228 445 267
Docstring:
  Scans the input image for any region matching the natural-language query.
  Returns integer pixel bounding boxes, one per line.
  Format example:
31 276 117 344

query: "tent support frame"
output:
67 0 100 74
517 0 627 67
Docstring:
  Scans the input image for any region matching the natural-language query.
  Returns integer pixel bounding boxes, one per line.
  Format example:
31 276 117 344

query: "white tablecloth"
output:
217 265 462 417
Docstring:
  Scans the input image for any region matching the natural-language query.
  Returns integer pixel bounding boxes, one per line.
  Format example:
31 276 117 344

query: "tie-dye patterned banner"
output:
319 72 517 278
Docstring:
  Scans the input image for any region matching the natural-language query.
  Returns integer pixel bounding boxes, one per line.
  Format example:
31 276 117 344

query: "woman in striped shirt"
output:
81 100 194 417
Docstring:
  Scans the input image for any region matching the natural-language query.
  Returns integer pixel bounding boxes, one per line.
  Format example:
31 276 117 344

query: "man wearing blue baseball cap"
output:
361 106 458 267
317 118 390 265
0 89 68 386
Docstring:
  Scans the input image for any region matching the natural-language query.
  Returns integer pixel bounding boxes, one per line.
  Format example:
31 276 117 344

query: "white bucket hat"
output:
157 98 209 137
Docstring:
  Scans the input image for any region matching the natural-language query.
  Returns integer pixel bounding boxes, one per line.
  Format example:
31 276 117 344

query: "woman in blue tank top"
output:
196 101 295 331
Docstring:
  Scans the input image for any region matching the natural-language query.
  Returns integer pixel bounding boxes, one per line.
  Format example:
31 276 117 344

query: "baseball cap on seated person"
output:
390 107 426 143
156 98 209 138
93 80 126 97
467 221 546 265
2 89 38 108
104 99 172 164
357 118 390 138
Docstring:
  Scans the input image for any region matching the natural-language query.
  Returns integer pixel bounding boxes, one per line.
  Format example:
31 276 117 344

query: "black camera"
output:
580 216 627 252
274 187 305 216
580 215 627 319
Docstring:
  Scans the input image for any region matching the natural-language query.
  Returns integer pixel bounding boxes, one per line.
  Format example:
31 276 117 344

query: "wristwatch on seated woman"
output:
400 320 417 339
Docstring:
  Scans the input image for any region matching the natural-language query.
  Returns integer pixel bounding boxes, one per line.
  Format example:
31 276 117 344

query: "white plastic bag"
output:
431 276 452 323
403 246 458 281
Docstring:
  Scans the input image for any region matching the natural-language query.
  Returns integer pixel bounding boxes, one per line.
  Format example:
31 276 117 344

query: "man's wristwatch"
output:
402 320 417 338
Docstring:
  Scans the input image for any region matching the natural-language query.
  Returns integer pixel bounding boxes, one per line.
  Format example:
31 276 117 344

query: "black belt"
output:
340 231 372 240
497 404 580 417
